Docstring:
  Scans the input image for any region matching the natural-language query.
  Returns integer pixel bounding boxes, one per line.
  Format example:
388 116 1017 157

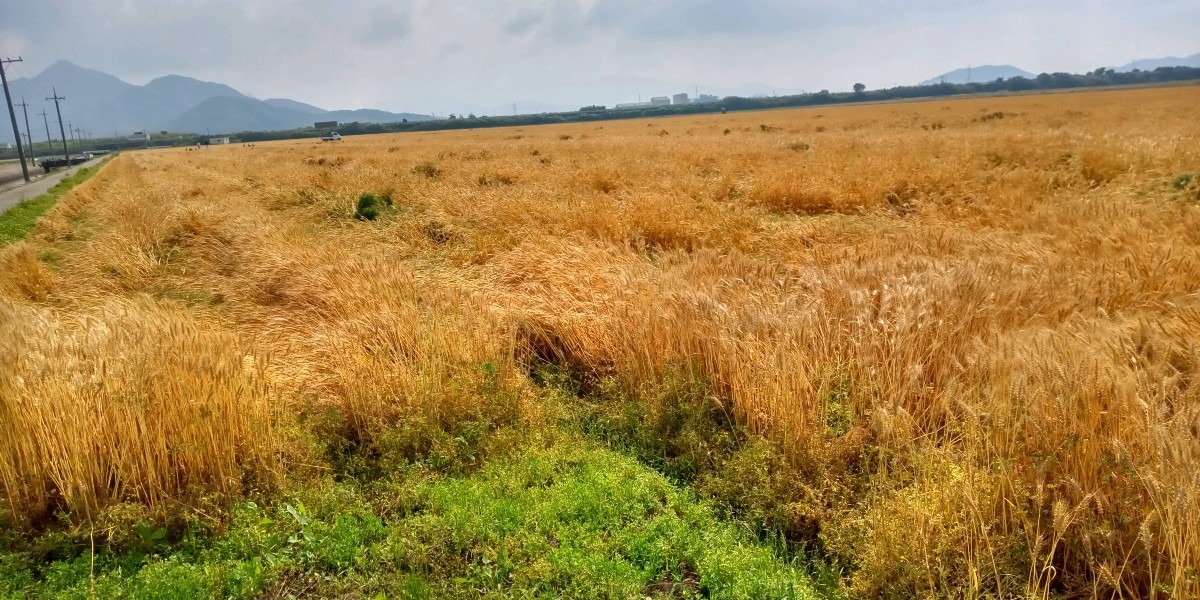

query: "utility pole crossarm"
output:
1 56 31 182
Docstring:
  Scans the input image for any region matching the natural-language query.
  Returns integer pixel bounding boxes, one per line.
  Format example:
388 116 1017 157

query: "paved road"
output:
0 158 102 214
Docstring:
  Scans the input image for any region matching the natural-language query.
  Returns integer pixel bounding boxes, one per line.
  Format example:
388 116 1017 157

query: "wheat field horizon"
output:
1 85 1198 598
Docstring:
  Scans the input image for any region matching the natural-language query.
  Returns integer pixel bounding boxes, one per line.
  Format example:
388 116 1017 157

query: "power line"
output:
9 59 50 102
46 87 69 162
1 56 31 182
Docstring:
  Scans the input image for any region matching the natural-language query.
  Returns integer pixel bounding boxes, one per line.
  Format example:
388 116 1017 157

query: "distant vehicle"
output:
37 154 92 173
321 132 342 142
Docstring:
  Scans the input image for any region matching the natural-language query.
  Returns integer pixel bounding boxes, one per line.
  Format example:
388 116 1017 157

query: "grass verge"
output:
0 159 111 246
0 435 815 599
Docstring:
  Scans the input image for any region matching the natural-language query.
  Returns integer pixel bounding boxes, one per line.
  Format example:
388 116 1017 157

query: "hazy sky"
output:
1 0 1197 115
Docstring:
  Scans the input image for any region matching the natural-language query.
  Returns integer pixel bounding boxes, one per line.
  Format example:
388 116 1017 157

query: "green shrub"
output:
355 192 382 221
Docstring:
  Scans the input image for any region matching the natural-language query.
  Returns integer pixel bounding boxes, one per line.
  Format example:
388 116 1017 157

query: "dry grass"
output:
2 85 1199 597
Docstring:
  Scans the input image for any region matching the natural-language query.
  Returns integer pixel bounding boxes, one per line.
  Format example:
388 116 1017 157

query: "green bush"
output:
355 192 386 221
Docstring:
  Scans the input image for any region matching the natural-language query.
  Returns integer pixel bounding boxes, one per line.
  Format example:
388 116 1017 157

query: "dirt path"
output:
0 163 27 187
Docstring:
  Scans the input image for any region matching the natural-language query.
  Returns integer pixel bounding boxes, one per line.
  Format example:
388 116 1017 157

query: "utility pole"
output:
67 122 77 148
1 56 31 182
16 97 32 156
46 87 69 162
38 110 52 151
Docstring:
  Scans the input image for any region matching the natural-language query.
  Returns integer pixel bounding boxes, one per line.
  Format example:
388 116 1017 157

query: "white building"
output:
672 93 689 105
650 96 670 106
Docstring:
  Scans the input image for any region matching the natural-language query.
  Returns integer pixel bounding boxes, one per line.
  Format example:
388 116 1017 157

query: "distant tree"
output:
853 83 866 94
468 113 477 119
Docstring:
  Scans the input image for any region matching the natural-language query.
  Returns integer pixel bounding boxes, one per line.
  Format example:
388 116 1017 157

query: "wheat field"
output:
2 85 1199 597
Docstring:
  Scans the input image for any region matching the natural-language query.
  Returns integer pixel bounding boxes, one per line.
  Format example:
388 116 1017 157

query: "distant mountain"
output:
920 65 1035 86
2 61 432 143
264 98 327 115
143 75 245 109
27 61 137 105
1114 52 1200 72
89 75 248 136
324 108 430 123
167 98 435 135
168 96 315 133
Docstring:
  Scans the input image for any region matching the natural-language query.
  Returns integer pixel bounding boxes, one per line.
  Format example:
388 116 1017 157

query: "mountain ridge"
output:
3 61 431 144
1113 52 1200 72
920 52 1200 85
920 65 1035 86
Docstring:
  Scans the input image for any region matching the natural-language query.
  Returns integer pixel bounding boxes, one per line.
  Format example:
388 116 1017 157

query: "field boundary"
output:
0 156 114 246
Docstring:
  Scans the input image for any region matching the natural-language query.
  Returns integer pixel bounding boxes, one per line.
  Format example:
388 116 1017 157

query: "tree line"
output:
4 65 1195 158
242 65 1200 141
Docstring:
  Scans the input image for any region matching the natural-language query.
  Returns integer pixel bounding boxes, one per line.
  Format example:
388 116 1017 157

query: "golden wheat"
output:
2 85 1198 597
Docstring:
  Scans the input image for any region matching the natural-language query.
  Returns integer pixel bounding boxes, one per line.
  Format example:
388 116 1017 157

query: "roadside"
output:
0 156 102 214
0 162 26 188
0 157 110 246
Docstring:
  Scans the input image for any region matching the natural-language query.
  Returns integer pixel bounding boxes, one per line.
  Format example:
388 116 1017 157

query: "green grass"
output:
0 438 815 599
0 159 110 247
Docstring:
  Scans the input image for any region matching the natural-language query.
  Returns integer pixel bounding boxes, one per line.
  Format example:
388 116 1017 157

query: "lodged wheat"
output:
2 84 1198 597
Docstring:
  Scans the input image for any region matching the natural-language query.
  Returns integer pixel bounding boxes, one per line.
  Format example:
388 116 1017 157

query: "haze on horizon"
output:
1 0 1198 116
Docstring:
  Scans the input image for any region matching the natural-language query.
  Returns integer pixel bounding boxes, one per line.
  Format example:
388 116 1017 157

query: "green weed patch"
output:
0 439 814 599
